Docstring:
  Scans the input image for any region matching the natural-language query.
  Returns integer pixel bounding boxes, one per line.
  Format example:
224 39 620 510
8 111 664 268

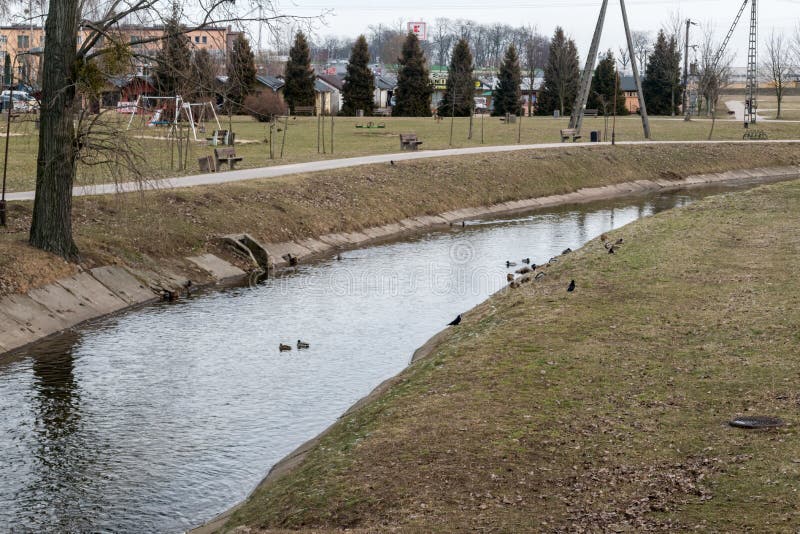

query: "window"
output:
0 35 7 45
76 35 82 44
202 36 207 44
17 35 30 49
194 36 200 43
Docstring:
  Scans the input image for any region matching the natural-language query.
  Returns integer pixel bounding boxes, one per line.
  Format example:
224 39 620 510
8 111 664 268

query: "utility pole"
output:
570 0 650 139
620 0 651 138
683 19 696 119
569 0 609 132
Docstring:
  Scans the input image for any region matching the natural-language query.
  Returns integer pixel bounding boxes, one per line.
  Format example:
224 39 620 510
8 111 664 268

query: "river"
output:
0 182 767 532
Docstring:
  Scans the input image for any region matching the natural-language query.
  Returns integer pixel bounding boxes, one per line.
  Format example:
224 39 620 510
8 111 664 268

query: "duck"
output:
161 289 179 302
562 248 572 255
600 233 609 242
297 340 310 349
282 253 299 266
535 272 546 280
615 238 624 245
522 258 531 264
507 273 515 282
608 245 616 254
279 343 292 352
183 280 195 296
515 266 532 275
548 257 558 264
506 260 517 268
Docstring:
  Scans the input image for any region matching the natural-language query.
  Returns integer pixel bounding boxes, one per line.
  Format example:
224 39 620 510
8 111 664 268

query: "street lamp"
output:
1 49 39 227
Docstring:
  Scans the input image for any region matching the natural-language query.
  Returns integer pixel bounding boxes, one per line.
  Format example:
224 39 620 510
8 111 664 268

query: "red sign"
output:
407 22 427 41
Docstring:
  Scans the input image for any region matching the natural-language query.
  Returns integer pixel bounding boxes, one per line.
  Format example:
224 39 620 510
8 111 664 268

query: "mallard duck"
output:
279 343 292 352
161 289 179 302
297 340 310 349
562 248 572 255
522 258 531 264
506 260 517 267
507 273 515 282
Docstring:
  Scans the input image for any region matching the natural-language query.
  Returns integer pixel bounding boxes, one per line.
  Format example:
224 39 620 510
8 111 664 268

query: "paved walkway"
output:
7 139 800 202
725 100 800 124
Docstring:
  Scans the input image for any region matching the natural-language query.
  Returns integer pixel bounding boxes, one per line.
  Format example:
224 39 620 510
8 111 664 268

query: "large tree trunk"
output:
29 0 80 260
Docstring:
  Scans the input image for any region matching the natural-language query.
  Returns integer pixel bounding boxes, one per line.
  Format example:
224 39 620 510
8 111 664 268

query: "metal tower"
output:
745 0 758 124
713 0 758 125
569 0 650 139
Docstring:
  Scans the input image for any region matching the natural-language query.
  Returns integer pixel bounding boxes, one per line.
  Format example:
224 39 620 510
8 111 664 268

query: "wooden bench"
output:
206 129 228 146
399 133 423 151
560 128 582 142
584 109 599 117
294 105 315 116
214 147 243 170
374 107 392 117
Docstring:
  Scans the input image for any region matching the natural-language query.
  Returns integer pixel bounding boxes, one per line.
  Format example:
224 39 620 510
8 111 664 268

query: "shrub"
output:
244 92 288 122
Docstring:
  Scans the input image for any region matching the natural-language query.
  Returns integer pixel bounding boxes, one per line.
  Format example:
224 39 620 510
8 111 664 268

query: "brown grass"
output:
222 178 800 533
1 143 799 297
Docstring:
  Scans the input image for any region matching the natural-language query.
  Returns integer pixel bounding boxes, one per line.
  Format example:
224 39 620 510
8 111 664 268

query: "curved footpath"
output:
6 139 800 201
204 178 800 533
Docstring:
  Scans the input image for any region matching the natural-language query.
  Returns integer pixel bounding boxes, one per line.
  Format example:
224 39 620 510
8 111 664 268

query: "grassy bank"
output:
2 142 800 297
2 110 800 193
221 178 800 532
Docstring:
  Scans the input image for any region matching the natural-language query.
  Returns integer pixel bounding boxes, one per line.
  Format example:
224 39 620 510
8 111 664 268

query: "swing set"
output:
125 95 221 141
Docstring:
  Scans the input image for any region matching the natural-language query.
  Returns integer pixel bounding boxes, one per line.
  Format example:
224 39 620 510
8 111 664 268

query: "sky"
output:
279 0 799 67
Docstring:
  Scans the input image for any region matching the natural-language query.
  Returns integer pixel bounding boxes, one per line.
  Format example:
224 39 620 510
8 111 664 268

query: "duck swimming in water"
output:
279 343 292 352
297 340 310 349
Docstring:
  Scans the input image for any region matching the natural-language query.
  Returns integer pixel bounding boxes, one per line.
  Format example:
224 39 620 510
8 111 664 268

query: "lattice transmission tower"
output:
713 0 759 125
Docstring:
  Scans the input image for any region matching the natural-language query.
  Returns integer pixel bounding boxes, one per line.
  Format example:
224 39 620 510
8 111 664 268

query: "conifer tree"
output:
393 33 433 117
437 38 474 117
536 27 580 116
153 9 192 97
191 48 217 101
284 31 316 113
227 34 256 111
587 50 627 115
492 44 522 116
643 30 682 115
341 35 375 116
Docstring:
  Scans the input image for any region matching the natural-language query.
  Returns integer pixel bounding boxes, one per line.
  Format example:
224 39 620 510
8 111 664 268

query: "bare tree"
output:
617 47 631 74
27 0 318 259
631 30 651 76
696 24 732 139
522 26 547 116
763 29 794 120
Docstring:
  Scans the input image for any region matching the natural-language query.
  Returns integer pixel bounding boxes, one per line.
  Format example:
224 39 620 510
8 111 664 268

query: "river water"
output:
0 183 766 532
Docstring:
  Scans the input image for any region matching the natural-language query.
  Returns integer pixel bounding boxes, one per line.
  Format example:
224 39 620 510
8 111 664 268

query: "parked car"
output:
0 91 38 112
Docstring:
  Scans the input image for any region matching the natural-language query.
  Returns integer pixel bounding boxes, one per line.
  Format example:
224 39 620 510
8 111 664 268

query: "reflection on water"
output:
0 184 759 532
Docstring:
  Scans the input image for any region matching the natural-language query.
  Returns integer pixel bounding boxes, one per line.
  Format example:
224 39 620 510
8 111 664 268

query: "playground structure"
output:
125 95 221 141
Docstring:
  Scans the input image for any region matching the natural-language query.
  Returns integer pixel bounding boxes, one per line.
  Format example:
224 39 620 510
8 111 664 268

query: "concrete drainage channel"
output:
2 165 800 360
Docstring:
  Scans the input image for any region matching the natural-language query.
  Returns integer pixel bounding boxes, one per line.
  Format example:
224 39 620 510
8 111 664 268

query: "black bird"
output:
448 314 462 326
461 221 466 227
336 253 342 261
390 160 395 166
562 248 572 255
567 280 576 292
608 245 615 254
183 280 195 296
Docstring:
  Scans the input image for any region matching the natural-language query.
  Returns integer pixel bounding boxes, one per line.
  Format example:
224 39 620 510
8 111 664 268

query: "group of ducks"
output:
280 340 310 352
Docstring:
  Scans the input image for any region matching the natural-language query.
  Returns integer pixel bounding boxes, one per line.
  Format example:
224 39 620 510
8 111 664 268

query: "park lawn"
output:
2 142 800 298
221 178 800 533
2 111 798 193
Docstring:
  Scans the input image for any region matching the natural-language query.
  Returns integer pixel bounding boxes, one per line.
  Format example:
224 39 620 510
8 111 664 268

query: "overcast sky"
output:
282 0 799 67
